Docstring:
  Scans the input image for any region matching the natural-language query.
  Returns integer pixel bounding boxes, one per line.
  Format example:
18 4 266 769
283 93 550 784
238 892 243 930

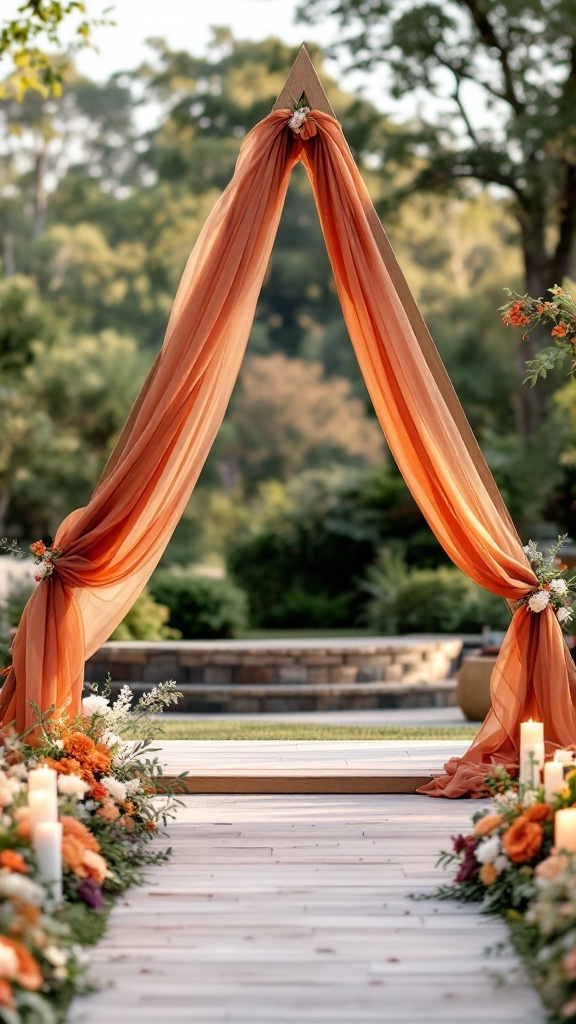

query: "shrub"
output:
363 551 511 635
149 570 248 639
110 587 181 641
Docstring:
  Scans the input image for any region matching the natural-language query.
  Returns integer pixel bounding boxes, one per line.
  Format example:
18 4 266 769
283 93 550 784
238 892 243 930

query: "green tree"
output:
0 1 105 99
300 0 576 441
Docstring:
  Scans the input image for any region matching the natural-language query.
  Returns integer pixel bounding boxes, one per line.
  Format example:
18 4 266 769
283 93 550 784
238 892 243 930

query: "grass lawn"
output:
144 721 479 741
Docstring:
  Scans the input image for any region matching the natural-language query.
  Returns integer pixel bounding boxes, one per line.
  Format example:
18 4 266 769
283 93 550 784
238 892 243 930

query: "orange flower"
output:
123 801 135 816
503 301 530 327
502 816 543 863
29 541 46 557
479 863 498 885
536 852 571 882
82 849 107 885
90 782 108 801
552 322 567 337
117 814 135 832
524 803 552 823
62 733 96 761
62 836 86 875
60 816 100 853
86 748 111 775
14 808 30 843
474 814 503 836
0 938 42 991
536 304 549 313
0 851 28 874
97 800 119 822
0 978 14 1009
146 820 156 833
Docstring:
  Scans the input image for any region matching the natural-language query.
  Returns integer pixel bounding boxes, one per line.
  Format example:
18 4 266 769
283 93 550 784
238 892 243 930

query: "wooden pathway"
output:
71 793 545 1024
157 740 471 793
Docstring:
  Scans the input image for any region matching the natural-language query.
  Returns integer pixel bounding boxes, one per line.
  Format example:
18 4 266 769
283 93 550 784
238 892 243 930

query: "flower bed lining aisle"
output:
431 766 576 1022
0 681 181 1023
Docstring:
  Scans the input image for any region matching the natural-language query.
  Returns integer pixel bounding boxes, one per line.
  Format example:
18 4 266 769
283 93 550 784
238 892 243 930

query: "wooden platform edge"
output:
157 774 435 794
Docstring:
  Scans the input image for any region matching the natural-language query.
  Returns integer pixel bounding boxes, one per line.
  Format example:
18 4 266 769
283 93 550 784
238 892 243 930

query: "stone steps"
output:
102 678 458 713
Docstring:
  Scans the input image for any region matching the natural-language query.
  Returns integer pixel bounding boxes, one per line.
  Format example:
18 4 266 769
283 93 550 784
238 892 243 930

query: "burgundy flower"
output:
452 834 467 854
455 857 479 884
77 878 105 909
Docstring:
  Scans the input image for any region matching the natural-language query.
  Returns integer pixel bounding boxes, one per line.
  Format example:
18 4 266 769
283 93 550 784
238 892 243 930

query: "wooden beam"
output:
272 47 519 546
158 773 434 795
273 45 335 116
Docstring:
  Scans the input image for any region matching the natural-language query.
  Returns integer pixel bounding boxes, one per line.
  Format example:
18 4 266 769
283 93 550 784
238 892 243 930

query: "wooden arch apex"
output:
271 46 519 543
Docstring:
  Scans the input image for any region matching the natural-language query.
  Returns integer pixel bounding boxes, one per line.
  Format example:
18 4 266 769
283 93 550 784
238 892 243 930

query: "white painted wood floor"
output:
71 794 545 1024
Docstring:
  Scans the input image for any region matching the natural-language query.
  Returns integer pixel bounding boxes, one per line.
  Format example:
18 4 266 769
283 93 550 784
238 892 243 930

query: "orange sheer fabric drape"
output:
297 112 576 795
3 108 575 796
0 114 300 732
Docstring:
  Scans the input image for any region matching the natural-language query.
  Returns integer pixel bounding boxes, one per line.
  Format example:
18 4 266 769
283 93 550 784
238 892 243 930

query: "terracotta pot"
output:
456 655 497 722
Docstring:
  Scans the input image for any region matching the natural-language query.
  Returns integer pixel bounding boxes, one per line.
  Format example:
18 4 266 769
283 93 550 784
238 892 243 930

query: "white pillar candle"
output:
33 821 62 905
555 808 576 852
28 789 58 836
544 758 565 802
555 749 575 766
519 719 545 786
28 765 57 797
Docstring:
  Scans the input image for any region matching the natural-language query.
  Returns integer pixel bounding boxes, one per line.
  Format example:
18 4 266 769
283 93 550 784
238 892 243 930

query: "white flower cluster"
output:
475 835 511 875
57 774 90 799
101 776 127 803
0 872 45 905
528 590 550 613
0 770 21 808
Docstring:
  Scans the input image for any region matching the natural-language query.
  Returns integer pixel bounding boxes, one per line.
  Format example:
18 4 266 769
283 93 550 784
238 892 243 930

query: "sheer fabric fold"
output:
3 108 575 796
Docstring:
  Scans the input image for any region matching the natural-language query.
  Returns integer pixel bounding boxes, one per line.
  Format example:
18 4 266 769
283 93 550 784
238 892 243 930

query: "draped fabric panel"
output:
2 108 575 796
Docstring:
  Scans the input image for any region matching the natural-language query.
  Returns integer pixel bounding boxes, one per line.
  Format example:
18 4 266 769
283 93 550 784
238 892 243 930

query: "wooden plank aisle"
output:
157 740 471 794
70 794 545 1024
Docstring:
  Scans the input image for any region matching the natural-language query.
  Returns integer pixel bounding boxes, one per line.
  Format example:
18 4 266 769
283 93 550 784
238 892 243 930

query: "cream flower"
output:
528 590 551 613
493 854 511 874
557 606 573 624
476 836 501 864
550 578 569 595
0 873 45 905
0 942 18 979
101 776 127 803
57 774 90 799
81 695 110 716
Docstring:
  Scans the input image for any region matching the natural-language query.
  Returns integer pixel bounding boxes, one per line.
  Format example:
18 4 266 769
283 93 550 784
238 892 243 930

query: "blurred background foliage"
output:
1 19 576 640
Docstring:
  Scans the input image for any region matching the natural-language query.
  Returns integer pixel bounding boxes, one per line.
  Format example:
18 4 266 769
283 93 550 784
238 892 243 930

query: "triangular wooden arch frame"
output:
273 47 516 537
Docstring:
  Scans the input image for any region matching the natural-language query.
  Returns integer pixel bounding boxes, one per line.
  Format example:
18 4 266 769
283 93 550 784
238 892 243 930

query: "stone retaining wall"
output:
85 636 463 711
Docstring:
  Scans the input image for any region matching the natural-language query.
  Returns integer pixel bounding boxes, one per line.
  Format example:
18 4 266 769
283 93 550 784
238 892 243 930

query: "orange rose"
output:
536 853 571 882
0 851 28 874
60 816 100 853
97 800 119 822
525 803 552 823
502 816 543 863
82 849 107 885
0 939 42 991
479 863 498 885
474 814 503 837
62 836 86 876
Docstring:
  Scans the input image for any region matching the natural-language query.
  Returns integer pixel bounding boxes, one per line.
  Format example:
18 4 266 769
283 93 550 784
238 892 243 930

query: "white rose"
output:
81 694 110 716
528 590 550 613
557 607 573 624
476 836 501 864
57 773 90 799
493 854 511 874
101 776 127 803
550 579 569 596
